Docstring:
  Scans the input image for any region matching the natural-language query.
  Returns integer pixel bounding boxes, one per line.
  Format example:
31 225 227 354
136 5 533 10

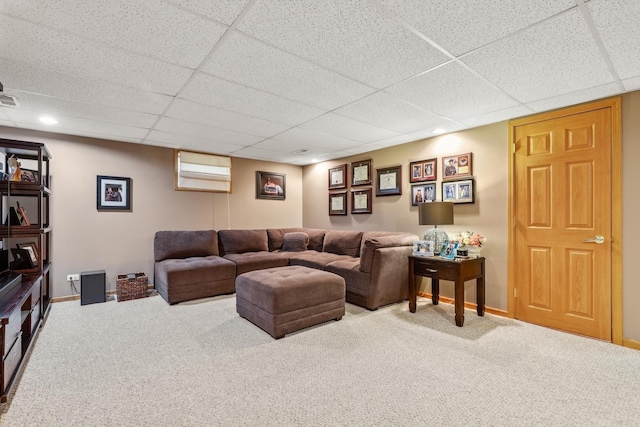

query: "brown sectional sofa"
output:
154 227 419 309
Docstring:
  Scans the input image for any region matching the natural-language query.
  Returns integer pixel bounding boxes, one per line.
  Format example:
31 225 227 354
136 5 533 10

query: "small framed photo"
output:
97 175 131 211
20 169 39 183
411 183 436 206
351 188 372 214
440 241 459 259
17 242 39 265
328 164 348 190
442 153 472 180
442 179 475 204
413 240 435 257
376 165 402 196
409 158 437 183
329 191 347 215
351 159 372 187
256 171 286 200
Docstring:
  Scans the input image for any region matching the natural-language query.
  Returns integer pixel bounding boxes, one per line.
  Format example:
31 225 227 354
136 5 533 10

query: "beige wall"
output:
303 122 509 311
0 127 302 299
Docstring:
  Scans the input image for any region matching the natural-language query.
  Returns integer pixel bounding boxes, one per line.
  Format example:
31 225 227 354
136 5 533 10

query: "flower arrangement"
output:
454 231 486 247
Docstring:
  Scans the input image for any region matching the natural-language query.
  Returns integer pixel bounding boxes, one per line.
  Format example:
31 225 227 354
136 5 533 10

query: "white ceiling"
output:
1 0 639 165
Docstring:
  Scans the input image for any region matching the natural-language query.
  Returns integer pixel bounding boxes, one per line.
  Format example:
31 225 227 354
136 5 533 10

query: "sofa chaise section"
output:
154 230 236 305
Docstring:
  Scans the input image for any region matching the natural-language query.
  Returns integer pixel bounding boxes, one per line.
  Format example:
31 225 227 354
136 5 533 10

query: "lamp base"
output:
423 228 449 255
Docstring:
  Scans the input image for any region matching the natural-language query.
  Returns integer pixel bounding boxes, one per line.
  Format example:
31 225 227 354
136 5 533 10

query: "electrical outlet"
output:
67 273 80 282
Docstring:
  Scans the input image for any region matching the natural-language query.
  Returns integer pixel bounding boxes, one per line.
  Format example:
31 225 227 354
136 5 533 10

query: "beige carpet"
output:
1 294 639 426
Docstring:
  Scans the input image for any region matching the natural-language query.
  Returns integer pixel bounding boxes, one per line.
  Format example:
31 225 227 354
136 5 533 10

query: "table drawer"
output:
414 259 455 280
2 334 22 394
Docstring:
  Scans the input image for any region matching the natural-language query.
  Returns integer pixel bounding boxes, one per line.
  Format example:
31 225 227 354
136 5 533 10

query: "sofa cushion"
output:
282 232 309 252
322 230 363 257
223 251 289 275
155 255 236 286
359 234 417 273
218 229 269 255
300 228 326 252
267 228 302 251
359 231 400 259
325 258 371 296
154 230 218 261
289 250 355 270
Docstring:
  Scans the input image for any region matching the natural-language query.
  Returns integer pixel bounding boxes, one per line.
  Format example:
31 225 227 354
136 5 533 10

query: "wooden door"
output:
512 104 614 340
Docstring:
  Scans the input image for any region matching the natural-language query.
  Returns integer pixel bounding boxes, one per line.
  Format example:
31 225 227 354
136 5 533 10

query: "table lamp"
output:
418 202 454 255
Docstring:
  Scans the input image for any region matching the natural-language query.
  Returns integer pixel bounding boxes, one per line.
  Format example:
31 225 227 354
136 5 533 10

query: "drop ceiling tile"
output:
153 117 263 147
377 0 576 56
0 119 14 127
5 111 150 139
2 1 227 69
10 91 159 128
409 123 469 140
230 146 302 163
168 0 251 25
180 73 326 126
386 62 519 120
369 134 419 149
259 128 363 153
623 76 640 92
526 83 621 113
334 92 450 133
0 109 11 121
202 32 375 110
237 0 450 88
461 9 614 103
165 99 290 138
146 130 247 155
299 113 400 143
589 0 640 80
460 105 534 128
1 60 174 115
0 15 193 96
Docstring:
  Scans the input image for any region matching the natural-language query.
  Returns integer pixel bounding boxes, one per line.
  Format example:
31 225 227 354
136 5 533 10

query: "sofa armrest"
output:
365 245 415 308
359 233 418 273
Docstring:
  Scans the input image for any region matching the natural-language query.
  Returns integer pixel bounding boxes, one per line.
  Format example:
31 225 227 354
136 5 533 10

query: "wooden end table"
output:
408 255 485 327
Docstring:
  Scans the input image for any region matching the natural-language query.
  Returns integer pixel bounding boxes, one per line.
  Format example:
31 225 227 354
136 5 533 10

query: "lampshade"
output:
418 202 454 226
418 202 454 255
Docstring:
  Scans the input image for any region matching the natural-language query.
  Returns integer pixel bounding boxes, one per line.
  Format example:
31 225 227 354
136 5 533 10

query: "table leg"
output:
431 278 439 305
409 258 416 313
455 278 464 327
477 276 485 317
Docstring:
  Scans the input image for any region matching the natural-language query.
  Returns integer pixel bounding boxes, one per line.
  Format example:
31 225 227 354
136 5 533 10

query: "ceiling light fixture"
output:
39 116 58 125
432 128 446 135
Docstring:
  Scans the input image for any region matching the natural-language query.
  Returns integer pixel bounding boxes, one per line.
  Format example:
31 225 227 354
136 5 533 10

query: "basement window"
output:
174 150 231 193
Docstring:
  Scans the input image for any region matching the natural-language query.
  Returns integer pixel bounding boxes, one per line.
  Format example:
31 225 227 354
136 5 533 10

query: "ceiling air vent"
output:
293 149 309 155
0 94 19 108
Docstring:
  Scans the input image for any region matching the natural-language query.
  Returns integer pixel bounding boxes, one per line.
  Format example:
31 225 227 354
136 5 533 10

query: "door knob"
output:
583 235 605 244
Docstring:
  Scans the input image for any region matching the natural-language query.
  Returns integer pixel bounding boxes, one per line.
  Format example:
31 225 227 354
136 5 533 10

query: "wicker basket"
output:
116 272 148 302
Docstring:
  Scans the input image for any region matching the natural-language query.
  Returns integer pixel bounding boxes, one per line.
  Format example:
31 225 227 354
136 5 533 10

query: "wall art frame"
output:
376 165 402 196
409 158 437 183
97 175 132 211
328 163 348 190
442 178 475 204
411 183 436 206
351 188 372 214
351 159 372 187
442 152 472 180
256 171 286 200
329 191 348 215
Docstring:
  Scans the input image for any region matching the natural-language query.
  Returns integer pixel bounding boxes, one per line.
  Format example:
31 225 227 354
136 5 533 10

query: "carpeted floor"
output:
1 294 639 426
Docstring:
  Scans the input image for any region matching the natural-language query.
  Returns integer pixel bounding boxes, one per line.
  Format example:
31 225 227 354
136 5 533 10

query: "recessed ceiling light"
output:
432 128 446 135
39 116 58 125
310 158 319 163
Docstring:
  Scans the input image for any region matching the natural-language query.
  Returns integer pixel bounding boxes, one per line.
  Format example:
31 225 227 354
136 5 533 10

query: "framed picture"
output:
442 153 472 180
351 188 372 214
409 158 437 183
329 191 347 215
376 165 402 196
351 159 372 187
256 171 286 200
442 179 475 204
411 183 436 206
20 169 39 183
440 241 459 259
412 240 435 257
97 175 131 211
17 242 39 265
328 164 347 190
10 248 34 269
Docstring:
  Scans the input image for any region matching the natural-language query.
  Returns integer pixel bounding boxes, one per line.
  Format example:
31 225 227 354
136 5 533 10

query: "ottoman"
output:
236 266 346 339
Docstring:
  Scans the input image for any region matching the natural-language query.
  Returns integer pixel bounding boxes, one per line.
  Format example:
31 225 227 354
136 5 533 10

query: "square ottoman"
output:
236 266 345 339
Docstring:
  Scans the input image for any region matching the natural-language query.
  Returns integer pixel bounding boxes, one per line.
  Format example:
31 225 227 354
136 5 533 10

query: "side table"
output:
408 255 485 327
